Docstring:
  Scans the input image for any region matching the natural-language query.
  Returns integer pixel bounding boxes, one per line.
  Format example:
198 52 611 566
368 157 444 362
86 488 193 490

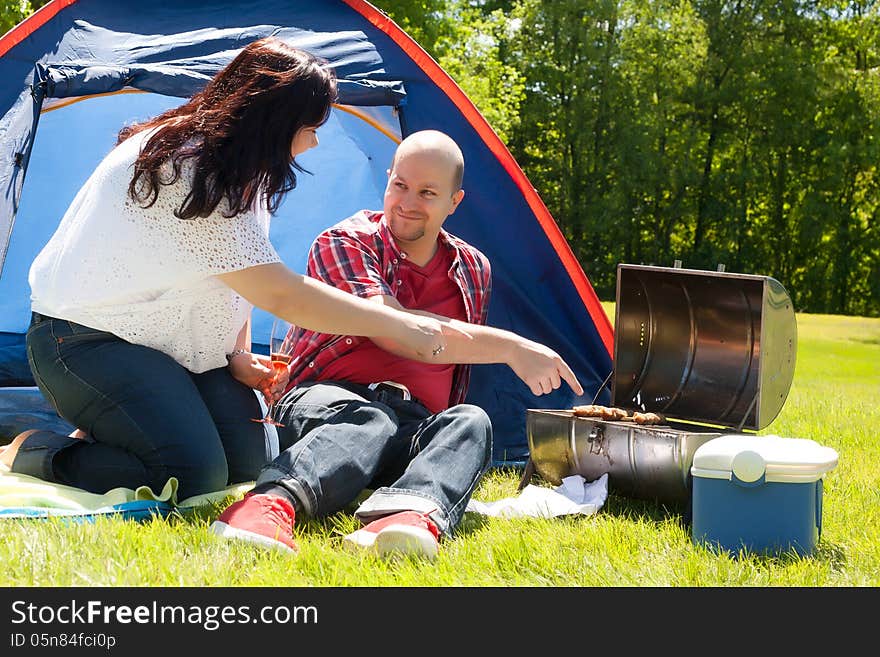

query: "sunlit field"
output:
1 309 877 586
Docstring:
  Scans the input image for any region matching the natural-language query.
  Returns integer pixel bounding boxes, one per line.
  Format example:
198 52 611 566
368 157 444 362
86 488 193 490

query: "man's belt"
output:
368 381 412 401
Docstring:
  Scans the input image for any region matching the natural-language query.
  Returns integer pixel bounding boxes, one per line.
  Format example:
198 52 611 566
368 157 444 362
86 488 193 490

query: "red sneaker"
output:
210 493 298 553
343 511 440 560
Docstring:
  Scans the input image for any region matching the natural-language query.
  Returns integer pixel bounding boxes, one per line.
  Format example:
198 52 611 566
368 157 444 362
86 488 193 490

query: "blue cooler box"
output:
691 434 838 556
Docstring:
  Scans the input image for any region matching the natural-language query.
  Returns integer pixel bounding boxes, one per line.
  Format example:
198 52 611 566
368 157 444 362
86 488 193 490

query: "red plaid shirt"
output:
287 210 492 407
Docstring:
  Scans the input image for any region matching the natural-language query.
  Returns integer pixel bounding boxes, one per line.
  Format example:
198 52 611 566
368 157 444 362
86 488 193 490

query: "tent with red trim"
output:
0 0 613 464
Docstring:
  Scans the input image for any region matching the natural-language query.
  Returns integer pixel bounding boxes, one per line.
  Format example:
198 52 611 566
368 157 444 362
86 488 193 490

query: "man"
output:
211 130 582 559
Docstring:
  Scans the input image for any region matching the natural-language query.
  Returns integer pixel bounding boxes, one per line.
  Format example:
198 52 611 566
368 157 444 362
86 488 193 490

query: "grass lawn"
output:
1 308 878 587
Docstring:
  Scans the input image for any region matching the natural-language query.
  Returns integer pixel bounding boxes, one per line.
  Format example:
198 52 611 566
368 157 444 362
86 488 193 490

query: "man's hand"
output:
507 339 584 397
363 293 583 396
227 352 290 403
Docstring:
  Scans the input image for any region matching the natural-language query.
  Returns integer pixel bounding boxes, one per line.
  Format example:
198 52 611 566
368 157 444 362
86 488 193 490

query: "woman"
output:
0 37 459 500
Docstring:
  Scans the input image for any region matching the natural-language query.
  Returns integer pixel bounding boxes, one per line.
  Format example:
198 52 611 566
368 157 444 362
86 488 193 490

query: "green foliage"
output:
0 0 33 36
435 5 525 142
377 1 524 142
379 1 880 316
1 311 877 585
371 0 449 48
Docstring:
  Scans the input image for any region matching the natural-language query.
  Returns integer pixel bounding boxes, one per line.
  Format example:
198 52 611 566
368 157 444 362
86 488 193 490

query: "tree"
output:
376 1 525 142
1 0 34 36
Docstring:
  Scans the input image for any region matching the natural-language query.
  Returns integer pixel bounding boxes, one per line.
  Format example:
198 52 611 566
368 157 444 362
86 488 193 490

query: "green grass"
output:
2 308 878 586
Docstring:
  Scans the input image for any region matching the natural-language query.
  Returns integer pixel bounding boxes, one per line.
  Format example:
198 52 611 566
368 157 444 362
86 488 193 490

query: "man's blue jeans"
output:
13 314 273 500
260 381 493 536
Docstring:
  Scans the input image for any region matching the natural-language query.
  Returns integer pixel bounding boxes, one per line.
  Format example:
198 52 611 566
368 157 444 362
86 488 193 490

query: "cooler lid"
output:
611 264 797 431
691 434 839 483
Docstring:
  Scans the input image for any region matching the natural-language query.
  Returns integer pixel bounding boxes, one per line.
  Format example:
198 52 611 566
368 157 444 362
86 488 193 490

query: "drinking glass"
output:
252 318 294 427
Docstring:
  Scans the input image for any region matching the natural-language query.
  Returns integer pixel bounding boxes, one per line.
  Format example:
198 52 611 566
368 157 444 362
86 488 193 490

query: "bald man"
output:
212 130 582 559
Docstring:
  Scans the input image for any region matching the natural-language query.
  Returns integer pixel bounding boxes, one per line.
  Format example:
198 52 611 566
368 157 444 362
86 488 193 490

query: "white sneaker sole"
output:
210 520 297 554
344 525 438 560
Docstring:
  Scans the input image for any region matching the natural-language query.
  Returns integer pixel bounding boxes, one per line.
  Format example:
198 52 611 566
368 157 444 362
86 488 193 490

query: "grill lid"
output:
611 264 797 431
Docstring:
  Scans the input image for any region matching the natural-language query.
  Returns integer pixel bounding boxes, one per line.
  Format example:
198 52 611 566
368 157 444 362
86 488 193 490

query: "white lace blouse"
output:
29 129 281 373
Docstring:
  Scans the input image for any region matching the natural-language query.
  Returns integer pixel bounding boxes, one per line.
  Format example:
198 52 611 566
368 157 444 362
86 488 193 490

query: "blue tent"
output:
0 0 613 465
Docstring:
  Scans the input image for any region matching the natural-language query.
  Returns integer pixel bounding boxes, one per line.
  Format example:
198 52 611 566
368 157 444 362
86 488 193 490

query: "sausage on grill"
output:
572 405 666 425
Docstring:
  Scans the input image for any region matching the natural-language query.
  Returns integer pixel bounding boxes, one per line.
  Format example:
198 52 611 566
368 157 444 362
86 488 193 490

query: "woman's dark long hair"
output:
119 37 337 219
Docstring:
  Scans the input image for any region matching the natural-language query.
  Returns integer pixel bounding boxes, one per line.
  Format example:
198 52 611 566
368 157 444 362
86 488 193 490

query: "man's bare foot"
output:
69 429 87 439
0 429 40 469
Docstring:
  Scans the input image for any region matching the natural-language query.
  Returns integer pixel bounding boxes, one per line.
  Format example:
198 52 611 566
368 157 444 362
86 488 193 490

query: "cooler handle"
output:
816 478 823 539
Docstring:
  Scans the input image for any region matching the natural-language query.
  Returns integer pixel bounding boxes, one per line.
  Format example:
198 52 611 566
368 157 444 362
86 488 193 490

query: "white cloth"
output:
466 473 609 518
29 130 280 373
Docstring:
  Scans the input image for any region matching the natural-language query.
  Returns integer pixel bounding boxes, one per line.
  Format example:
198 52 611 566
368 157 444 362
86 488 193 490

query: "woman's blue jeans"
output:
259 381 493 536
13 314 273 500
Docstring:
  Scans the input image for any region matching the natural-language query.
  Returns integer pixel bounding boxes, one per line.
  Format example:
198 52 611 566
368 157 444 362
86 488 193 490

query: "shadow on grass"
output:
521 467 691 529
809 541 848 569
601 491 689 528
169 488 494 548
170 473 697 548
690 539 848 570
455 511 491 537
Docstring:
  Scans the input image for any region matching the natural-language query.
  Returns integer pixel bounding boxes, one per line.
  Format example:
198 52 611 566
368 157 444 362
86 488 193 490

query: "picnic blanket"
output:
0 464 250 522
0 387 273 522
